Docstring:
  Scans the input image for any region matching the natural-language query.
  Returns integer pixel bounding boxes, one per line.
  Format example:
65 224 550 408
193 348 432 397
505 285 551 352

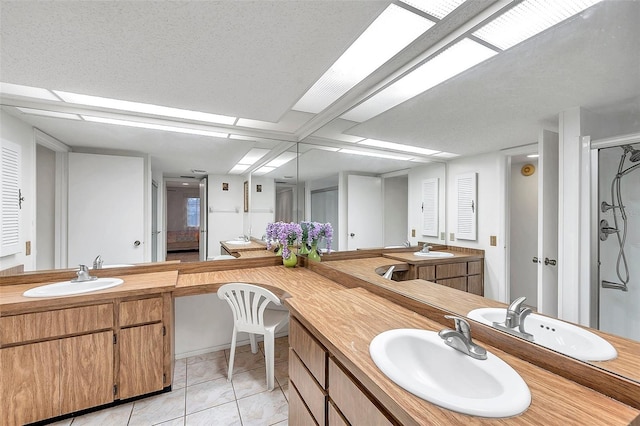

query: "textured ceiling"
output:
1 0 638 180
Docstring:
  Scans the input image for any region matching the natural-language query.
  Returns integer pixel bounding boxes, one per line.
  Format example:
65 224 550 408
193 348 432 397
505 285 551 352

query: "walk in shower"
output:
598 143 640 341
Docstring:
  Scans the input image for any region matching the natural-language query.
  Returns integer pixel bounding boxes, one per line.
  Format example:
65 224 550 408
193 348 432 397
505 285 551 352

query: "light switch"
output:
411 229 416 237
449 233 455 241
490 235 497 246
25 241 31 256
440 232 445 241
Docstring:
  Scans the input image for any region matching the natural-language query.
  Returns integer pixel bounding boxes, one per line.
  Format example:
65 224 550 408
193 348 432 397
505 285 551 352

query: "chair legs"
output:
249 333 258 354
227 326 237 382
264 328 275 391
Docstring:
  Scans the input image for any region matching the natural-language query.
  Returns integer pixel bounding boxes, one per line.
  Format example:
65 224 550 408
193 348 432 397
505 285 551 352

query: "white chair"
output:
217 283 289 390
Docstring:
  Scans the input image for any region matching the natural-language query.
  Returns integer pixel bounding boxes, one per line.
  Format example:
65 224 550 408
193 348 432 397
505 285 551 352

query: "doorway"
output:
165 179 201 262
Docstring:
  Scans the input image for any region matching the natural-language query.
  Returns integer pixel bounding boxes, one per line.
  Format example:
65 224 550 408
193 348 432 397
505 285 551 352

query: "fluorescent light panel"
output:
55 90 236 125
293 4 434 114
253 166 276 176
339 148 412 161
81 116 229 138
0 82 60 101
400 0 467 20
527 154 539 158
17 107 81 120
229 164 250 174
433 151 459 158
343 38 496 122
237 148 270 165
472 0 602 50
359 139 440 156
265 152 297 168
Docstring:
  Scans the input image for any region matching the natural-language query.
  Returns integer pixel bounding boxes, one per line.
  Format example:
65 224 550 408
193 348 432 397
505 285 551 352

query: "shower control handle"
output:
544 257 557 266
532 257 540 264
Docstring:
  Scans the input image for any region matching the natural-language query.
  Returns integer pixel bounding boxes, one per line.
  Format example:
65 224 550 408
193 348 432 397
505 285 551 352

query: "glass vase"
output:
308 241 321 262
283 246 297 267
298 241 310 255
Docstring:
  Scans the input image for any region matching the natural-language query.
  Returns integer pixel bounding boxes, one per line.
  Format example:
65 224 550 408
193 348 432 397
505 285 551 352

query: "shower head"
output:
623 145 640 162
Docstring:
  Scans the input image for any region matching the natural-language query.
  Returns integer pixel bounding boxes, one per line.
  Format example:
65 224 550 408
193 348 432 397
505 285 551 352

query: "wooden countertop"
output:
0 271 178 315
236 249 278 259
220 240 268 253
286 287 640 425
175 265 345 299
382 250 483 264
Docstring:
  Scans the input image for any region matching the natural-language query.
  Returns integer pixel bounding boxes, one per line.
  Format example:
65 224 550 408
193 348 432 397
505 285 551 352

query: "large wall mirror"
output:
1 0 638 386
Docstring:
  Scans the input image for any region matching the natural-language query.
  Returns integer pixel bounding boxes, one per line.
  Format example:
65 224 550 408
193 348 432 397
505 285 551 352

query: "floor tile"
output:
187 357 227 386
186 349 227 365
274 361 289 388
48 419 72 426
272 420 288 426
185 401 242 426
186 377 236 415
154 417 185 426
128 388 186 426
70 403 133 425
280 383 289 402
228 348 266 376
231 366 272 399
173 359 187 390
236 389 288 426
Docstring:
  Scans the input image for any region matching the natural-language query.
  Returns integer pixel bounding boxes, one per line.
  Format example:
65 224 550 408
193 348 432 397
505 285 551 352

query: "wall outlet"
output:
490 235 497 246
25 241 31 256
449 233 455 241
440 232 445 240
411 229 416 237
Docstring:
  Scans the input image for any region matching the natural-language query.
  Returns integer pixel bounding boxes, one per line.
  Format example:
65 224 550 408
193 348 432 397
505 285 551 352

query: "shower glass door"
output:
598 144 640 341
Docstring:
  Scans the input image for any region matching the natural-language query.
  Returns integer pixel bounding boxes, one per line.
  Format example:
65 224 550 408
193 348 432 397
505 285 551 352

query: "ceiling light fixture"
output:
16 107 81 120
339 148 412 161
433 151 460 158
253 166 276 176
527 154 539 158
228 148 271 174
359 139 440 156
55 90 236 125
292 4 434 114
399 0 467 20
342 38 497 122
472 0 602 50
265 152 298 168
0 82 60 101
81 116 229 138
229 164 250 174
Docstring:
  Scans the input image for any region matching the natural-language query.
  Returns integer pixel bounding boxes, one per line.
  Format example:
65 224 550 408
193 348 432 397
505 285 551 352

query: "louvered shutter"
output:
421 178 438 237
1 139 21 255
456 172 477 241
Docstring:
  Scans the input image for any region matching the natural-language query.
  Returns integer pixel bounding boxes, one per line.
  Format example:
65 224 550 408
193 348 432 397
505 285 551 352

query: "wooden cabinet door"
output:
119 323 164 399
1 340 60 426
60 331 114 414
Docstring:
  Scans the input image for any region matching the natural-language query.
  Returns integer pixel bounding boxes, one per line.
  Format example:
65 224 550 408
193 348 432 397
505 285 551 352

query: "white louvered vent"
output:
421 178 438 237
1 139 21 256
456 172 477 241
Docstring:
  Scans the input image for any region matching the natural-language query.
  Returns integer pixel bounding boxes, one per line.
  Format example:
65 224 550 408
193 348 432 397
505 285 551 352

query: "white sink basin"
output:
413 251 454 258
225 240 250 245
467 308 617 361
370 329 530 418
100 264 134 268
23 278 124 298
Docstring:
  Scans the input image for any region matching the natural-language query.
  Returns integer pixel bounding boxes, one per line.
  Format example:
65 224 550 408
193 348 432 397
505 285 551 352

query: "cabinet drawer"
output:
328 357 393 426
290 349 326 425
468 260 482 275
119 297 162 327
435 262 467 279
289 381 319 426
437 277 467 292
290 317 327 388
417 265 435 281
0 304 113 345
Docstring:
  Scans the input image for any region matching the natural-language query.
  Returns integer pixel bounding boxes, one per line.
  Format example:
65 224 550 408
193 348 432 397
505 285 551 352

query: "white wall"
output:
207 174 244 257
408 163 446 246
509 160 538 306
0 111 35 273
447 152 506 302
36 144 56 270
250 176 275 238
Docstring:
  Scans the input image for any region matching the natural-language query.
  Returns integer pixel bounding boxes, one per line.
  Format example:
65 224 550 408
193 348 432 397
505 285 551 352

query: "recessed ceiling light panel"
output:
339 148 412 161
359 139 440 156
342 38 497 122
472 0 602 50
400 0 467 20
0 82 60 101
237 148 270 165
16 107 81 120
81 116 229 138
293 4 434 114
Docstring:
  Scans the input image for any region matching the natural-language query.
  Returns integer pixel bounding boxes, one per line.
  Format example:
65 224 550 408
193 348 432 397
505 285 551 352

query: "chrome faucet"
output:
421 244 433 253
505 297 532 329
438 315 487 360
93 255 103 269
72 264 97 282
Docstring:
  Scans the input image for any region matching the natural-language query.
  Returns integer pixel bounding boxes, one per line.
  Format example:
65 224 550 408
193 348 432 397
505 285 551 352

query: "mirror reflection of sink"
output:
23 278 124 298
413 251 454 258
225 240 251 245
101 264 134 268
467 308 617 362
370 329 531 418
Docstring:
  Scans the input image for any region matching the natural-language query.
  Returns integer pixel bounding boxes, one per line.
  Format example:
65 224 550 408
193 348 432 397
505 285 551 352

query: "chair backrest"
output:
217 283 282 333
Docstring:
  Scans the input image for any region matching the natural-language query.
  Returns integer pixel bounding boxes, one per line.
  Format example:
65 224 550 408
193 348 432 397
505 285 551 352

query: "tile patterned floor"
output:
50 337 289 426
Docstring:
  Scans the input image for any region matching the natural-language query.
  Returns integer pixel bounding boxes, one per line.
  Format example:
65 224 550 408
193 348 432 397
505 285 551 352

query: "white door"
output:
347 175 382 250
199 177 208 261
151 181 158 262
68 153 145 267
537 130 560 316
